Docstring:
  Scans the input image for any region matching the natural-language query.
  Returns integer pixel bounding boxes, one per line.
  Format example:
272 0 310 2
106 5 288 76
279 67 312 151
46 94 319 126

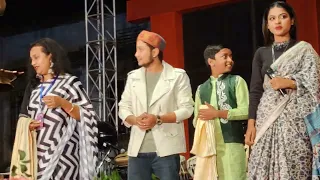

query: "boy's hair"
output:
203 45 224 66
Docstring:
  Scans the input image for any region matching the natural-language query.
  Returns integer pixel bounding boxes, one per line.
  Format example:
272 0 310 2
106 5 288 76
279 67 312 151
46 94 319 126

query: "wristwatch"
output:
156 115 163 125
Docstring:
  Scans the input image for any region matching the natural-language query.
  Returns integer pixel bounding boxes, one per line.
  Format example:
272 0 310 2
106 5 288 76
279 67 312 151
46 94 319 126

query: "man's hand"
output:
198 102 219 120
136 113 157 131
135 113 148 130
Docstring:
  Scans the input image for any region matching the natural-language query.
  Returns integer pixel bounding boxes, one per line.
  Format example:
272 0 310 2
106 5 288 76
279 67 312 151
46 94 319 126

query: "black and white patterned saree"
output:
20 74 98 180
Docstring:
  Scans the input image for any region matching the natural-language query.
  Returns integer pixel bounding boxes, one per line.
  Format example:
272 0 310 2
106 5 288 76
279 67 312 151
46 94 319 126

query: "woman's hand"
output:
29 120 41 131
269 77 296 90
42 96 63 109
245 119 256 146
43 95 80 120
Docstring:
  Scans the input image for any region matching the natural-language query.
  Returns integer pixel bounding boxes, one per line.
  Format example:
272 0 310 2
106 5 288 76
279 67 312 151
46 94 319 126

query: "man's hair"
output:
146 43 164 61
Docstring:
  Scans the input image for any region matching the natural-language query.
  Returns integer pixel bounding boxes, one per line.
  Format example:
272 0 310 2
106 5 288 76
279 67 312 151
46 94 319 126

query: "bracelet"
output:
68 104 75 113
291 80 296 88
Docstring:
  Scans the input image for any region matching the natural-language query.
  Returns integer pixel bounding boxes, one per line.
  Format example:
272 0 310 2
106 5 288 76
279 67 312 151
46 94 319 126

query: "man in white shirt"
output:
118 30 194 180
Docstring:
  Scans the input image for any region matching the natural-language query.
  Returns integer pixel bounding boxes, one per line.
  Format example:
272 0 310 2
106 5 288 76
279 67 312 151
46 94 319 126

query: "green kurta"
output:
193 75 249 180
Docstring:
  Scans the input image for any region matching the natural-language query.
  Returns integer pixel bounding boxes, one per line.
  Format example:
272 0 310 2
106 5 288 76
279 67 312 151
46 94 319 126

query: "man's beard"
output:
140 56 154 68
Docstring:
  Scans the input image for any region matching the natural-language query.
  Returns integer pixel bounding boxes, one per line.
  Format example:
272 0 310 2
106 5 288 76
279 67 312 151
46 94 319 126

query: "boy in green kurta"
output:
191 45 249 180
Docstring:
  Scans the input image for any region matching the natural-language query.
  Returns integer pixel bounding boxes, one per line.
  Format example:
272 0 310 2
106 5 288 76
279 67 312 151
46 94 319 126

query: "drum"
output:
114 152 128 179
114 152 128 167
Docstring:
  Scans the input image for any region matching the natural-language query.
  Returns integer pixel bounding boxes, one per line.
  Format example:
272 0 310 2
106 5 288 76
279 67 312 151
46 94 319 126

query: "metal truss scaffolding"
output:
85 0 118 133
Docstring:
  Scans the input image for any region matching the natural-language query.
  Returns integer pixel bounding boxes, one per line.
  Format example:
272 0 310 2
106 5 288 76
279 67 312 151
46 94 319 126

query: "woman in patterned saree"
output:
19 38 98 179
245 1 320 179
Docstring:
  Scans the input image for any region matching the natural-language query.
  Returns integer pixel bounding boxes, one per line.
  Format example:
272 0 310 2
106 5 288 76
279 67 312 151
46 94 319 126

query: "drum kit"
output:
96 121 129 179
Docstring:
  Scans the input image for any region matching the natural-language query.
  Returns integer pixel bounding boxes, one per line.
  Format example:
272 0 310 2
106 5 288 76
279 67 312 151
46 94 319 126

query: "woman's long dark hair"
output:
262 1 297 46
28 38 72 88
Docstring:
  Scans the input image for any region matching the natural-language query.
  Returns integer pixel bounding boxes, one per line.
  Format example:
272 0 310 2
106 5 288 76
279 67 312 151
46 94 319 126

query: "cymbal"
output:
0 69 24 92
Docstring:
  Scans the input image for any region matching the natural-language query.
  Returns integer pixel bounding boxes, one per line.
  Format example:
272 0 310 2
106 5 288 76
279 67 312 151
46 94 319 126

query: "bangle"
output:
291 80 296 88
68 104 75 113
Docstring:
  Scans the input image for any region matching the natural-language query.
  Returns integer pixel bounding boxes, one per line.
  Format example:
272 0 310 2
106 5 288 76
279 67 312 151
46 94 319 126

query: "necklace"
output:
271 40 290 62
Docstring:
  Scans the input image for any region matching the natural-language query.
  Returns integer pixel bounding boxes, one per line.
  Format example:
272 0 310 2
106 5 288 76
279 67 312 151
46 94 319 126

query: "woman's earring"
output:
36 74 43 79
48 61 54 74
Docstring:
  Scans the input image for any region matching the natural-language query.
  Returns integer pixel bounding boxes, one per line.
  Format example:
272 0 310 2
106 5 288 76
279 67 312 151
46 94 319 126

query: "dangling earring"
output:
48 61 54 74
36 74 43 79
